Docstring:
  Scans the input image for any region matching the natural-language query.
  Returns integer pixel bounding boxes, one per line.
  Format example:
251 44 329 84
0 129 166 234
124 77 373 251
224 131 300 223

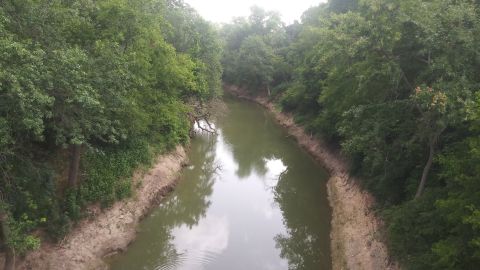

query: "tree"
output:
434 99 480 267
45 48 105 187
411 86 448 199
0 0 223 262
221 6 287 96
0 204 14 270
222 0 480 268
237 36 276 95
163 0 223 99
327 0 358 13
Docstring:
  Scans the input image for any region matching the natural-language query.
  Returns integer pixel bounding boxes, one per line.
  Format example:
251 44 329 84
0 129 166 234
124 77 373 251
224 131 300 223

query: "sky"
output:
184 0 327 25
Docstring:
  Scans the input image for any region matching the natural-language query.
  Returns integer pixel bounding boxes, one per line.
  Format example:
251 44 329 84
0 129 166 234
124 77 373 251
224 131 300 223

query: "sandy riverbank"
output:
226 85 398 270
5 146 187 270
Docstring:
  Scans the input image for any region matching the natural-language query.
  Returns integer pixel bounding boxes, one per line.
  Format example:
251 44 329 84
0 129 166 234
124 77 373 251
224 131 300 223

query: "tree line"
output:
221 0 480 269
0 0 221 268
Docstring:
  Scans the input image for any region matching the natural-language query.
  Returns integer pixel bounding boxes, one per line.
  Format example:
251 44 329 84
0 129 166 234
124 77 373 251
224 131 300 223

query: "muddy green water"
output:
108 97 331 270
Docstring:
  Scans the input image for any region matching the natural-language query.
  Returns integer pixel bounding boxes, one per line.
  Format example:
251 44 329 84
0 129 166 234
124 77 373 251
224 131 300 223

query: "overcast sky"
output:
184 0 327 24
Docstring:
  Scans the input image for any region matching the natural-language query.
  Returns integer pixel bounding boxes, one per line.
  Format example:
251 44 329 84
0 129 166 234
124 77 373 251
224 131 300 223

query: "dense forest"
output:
222 0 480 269
0 0 221 268
1 0 480 269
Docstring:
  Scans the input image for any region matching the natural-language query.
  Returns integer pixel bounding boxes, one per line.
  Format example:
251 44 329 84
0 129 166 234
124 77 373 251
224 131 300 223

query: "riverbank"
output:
225 85 398 270
8 146 187 270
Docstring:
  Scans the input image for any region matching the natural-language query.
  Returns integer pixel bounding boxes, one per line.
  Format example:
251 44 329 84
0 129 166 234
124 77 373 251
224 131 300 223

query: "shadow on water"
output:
109 97 331 270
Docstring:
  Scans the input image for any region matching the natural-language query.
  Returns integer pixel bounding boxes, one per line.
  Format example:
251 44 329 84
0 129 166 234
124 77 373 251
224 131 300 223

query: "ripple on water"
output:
155 249 220 270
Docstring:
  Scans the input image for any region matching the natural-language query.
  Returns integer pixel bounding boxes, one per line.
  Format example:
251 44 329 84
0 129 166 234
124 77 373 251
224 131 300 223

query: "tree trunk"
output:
0 210 15 270
3 247 14 270
267 85 271 96
67 144 82 188
415 138 436 199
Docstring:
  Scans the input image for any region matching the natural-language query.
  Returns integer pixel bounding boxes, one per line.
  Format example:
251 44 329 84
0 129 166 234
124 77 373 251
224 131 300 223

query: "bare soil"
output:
3 146 187 270
226 85 399 270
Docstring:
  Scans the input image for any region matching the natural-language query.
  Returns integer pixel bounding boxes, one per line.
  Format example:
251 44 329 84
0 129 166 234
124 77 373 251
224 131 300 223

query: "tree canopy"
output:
222 0 480 268
0 0 221 266
2 0 480 269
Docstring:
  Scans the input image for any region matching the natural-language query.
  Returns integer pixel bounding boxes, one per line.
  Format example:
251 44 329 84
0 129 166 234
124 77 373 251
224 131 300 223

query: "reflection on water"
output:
170 215 229 269
109 97 331 270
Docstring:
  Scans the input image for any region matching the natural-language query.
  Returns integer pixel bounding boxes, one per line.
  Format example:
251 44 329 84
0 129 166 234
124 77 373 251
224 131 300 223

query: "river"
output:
108 97 332 270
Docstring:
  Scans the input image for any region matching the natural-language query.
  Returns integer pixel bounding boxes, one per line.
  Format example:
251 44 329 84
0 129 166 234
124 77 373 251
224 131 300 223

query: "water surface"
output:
109 97 331 270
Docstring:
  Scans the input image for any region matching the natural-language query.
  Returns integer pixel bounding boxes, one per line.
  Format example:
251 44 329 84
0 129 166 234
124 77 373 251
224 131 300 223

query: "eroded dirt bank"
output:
12 146 187 270
226 85 398 270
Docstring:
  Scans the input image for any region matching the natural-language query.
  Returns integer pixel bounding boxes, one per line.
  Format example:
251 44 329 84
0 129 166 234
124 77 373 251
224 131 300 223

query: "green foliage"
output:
0 37 53 141
0 0 221 256
5 216 41 255
384 191 447 269
221 6 288 95
236 35 276 90
222 0 480 268
80 138 150 207
431 120 480 268
163 0 223 98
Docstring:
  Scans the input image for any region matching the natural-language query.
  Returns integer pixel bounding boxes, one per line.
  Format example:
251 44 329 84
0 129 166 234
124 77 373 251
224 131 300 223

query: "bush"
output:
384 190 447 269
79 138 151 207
